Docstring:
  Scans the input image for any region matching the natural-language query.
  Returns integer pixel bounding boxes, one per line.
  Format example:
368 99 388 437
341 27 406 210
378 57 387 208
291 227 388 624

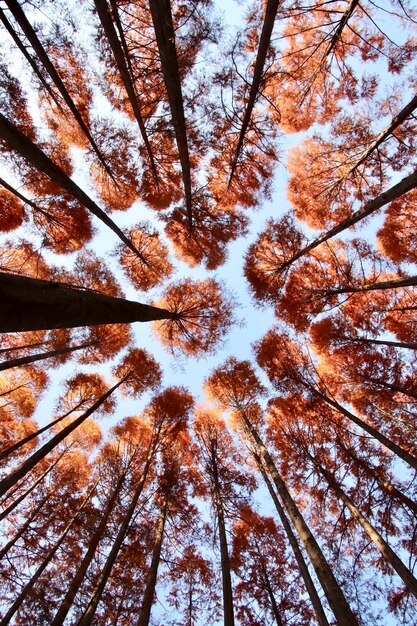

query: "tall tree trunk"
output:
241 414 359 626
302 380 417 472
93 0 159 183
342 336 417 351
0 482 96 626
50 471 128 626
0 272 176 333
0 452 64 522
0 341 92 372
0 400 85 463
255 541 284 626
329 275 417 296
76 451 155 626
252 452 330 626
279 168 417 272
211 445 235 626
137 494 169 626
4 0 116 182
0 376 126 498
228 0 280 186
366 377 417 401
0 489 54 560
0 112 142 257
307 451 417 598
148 0 193 232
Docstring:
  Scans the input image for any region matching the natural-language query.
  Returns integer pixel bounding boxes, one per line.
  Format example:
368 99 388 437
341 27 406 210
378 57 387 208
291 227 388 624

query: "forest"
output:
0 0 417 623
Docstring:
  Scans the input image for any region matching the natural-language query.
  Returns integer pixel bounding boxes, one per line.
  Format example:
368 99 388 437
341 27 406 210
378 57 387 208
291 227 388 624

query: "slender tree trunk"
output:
336 439 417 517
0 377 126 499
0 452 64 522
252 452 330 626
148 0 193 232
0 490 52 560
242 415 359 626
76 451 155 625
308 452 417 598
279 168 417 271
4 0 116 182
93 0 159 183
329 275 417 296
137 495 169 626
0 272 176 333
211 445 235 626
342 336 417 351
0 342 91 372
0 400 85 463
322 0 359 61
366 377 417 401
0 482 96 626
255 543 284 626
228 0 280 186
0 112 141 257
303 381 417 472
50 471 128 626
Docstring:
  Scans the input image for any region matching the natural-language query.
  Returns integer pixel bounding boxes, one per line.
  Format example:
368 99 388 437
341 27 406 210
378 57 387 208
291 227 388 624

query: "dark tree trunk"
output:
228 0 280 186
0 342 91 372
148 0 193 232
0 272 176 333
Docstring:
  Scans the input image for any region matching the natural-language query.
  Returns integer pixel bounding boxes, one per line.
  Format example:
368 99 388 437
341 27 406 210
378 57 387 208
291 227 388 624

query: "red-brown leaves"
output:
0 188 25 232
205 357 267 411
153 278 236 356
112 348 162 397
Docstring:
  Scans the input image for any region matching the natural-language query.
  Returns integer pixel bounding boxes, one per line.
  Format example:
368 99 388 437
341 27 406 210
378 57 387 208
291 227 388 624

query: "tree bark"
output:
329 275 417 296
137 495 169 626
228 0 280 186
0 272 176 333
211 444 235 626
252 452 330 626
148 0 193 232
0 112 142 257
242 414 359 626
0 342 91 372
0 377 126 499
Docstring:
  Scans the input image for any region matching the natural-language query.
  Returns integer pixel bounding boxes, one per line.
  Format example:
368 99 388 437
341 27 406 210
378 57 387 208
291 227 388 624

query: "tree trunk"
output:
329 275 417 296
0 482 96 626
0 112 141 257
309 452 417 598
4 0 116 182
0 272 176 333
93 0 159 183
228 0 280 186
76 450 155 625
343 336 417 351
137 495 169 626
242 414 359 626
252 452 330 626
255 541 284 626
0 377 126 498
0 452 64 522
366 377 417 401
0 400 85 463
50 471 128 626
0 342 91 372
211 445 235 626
280 168 417 271
148 0 193 232
303 381 417 472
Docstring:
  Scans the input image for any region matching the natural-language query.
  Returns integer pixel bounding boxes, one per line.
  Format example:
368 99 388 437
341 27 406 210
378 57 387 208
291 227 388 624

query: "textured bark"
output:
0 377 126 499
0 483 96 626
242 415 359 626
149 0 193 231
211 444 235 626
0 113 142 257
0 272 176 333
137 495 169 626
253 452 330 626
93 0 158 182
4 0 116 181
228 0 280 186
